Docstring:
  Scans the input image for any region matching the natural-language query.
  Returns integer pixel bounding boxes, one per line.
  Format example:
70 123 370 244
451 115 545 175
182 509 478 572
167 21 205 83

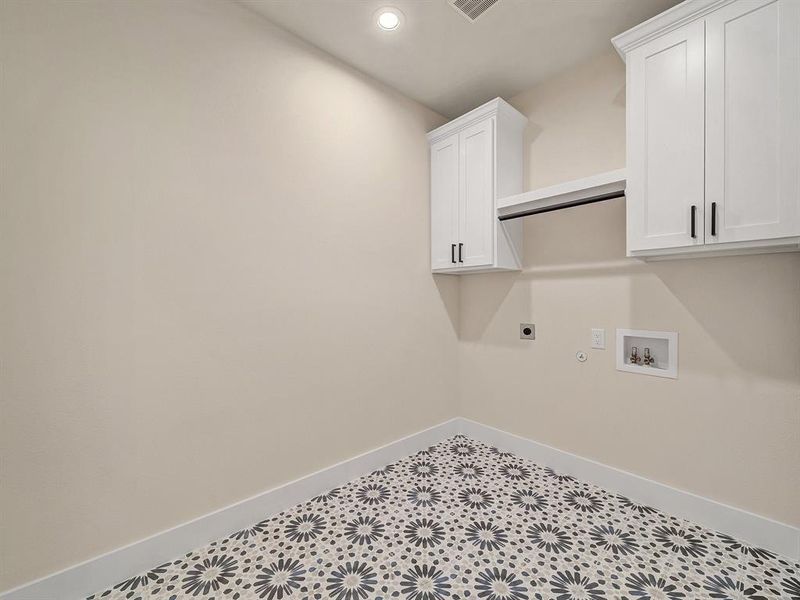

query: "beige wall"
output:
459 51 800 527
0 0 457 590
3 3 799 591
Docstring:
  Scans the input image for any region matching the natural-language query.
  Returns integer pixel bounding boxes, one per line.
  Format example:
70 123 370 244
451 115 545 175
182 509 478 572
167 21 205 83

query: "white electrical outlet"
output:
591 328 605 349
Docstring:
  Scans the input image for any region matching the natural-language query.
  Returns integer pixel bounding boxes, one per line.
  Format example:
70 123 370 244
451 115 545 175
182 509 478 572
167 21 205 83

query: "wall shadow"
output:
433 273 461 338
459 271 521 342
639 253 800 384
612 84 626 109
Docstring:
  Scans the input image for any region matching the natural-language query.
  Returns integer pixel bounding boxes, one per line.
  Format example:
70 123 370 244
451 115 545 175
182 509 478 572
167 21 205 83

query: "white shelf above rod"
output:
497 168 626 221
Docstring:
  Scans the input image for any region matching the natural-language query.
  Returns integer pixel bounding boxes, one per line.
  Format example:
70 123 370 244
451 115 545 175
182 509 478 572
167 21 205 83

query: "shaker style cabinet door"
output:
458 118 494 267
705 0 800 243
430 133 460 270
626 19 706 252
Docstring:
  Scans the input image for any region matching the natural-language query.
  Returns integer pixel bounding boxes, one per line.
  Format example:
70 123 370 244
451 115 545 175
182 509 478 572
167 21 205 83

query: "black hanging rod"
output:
497 190 626 221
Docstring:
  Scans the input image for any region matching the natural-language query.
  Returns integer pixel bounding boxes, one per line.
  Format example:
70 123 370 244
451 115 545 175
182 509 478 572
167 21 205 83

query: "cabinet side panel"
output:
495 114 524 269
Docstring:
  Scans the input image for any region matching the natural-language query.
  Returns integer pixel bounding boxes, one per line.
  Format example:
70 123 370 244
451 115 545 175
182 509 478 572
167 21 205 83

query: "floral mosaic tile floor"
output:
88 435 799 600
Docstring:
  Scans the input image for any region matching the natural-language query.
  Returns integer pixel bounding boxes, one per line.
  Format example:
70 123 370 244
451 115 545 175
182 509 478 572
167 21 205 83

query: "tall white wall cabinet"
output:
428 98 526 273
614 0 800 259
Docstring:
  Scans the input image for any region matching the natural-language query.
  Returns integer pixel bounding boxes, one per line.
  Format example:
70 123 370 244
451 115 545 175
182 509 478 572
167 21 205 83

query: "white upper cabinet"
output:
614 0 800 259
428 98 526 273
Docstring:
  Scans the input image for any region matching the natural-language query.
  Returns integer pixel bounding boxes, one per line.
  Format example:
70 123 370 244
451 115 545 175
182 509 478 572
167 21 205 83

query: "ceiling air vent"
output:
448 0 501 22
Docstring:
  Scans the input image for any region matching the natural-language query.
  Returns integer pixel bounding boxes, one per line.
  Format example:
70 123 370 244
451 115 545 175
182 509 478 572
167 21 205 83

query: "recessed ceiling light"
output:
376 7 403 31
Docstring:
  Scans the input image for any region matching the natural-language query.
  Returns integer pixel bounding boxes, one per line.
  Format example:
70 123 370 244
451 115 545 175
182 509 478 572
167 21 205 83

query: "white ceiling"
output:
241 0 681 118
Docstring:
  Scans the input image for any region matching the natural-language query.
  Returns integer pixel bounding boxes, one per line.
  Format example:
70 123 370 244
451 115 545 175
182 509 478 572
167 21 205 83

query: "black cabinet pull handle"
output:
458 243 463 263
711 202 717 236
451 244 456 264
690 205 697 239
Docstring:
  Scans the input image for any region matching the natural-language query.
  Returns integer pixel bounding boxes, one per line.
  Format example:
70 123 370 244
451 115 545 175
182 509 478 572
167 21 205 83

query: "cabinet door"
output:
627 20 706 253
458 118 494 267
430 134 459 270
705 0 800 243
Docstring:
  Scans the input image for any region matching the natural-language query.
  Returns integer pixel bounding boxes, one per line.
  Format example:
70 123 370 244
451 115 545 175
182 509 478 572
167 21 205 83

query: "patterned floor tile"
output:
87 435 799 600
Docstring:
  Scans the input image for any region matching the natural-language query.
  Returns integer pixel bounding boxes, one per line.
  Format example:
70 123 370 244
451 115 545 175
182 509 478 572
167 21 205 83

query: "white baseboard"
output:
4 416 797 599
457 418 800 561
1 418 460 600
